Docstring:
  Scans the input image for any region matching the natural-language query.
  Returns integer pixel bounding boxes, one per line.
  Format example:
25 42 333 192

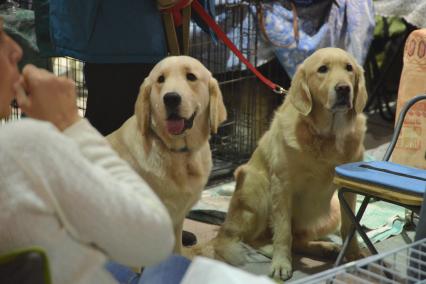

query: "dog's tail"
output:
186 234 246 266
209 166 248 266
212 165 269 266
213 234 247 266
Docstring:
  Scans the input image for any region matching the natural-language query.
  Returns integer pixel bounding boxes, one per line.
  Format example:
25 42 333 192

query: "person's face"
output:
0 18 23 118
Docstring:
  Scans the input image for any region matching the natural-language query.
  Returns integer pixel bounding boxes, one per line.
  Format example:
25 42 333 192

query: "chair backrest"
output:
383 95 426 162
0 247 51 284
392 29 426 169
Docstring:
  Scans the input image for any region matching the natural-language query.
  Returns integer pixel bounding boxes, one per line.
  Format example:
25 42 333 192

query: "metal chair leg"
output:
335 188 377 266
335 188 369 266
335 225 355 266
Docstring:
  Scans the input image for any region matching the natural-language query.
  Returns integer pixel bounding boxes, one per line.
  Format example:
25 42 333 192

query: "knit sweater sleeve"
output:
4 119 174 267
61 119 175 266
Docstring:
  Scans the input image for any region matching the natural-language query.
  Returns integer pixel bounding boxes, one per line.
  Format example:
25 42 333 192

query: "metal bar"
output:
329 277 347 284
343 272 373 284
409 247 426 258
358 164 426 181
289 239 426 284
368 262 401 281
395 254 426 276
335 188 374 267
357 267 398 284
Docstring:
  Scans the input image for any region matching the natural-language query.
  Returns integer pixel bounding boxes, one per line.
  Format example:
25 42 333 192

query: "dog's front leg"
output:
340 191 365 261
270 175 293 281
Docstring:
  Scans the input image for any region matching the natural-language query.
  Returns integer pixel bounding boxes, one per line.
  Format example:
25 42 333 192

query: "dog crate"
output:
289 238 426 284
8 0 288 182
189 0 289 181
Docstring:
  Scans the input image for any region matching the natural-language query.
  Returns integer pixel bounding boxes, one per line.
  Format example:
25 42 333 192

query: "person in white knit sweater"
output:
0 17 280 284
0 17 184 284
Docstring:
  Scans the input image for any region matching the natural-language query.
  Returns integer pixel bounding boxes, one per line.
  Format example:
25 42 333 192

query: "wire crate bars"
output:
290 238 426 284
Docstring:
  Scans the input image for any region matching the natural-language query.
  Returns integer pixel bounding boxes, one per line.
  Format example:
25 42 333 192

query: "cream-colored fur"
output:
212 48 368 280
107 56 227 253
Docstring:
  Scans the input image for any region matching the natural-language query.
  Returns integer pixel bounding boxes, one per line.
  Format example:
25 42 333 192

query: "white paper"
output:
181 257 275 284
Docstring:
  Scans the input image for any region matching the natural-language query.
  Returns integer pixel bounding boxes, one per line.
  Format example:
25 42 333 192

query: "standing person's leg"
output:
84 63 155 136
106 255 191 284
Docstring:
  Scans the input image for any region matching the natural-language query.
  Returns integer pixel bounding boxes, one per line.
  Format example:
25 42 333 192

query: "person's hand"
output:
15 64 81 131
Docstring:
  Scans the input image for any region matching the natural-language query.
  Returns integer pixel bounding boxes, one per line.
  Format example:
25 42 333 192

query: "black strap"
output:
359 164 426 182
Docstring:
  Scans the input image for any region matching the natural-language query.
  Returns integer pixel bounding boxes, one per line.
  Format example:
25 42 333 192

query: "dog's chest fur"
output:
107 117 212 228
266 111 365 223
138 145 211 226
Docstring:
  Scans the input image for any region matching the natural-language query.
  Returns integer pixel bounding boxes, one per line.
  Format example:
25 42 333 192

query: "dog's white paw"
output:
269 256 292 281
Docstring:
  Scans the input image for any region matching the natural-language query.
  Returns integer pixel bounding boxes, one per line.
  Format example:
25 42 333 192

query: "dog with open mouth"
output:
107 56 227 253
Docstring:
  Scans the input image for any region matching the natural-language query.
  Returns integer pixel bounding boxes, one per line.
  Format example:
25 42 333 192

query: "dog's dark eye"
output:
317 65 328 73
346 64 353 72
157 75 165 83
186 73 197 81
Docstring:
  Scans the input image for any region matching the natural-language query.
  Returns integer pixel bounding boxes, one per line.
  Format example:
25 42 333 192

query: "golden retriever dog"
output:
107 56 227 253
213 48 367 280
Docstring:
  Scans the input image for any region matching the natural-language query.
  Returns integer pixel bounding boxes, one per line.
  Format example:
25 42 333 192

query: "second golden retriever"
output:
107 56 227 253
213 48 367 280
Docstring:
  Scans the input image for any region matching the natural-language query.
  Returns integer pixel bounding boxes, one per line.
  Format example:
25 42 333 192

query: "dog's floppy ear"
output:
289 64 312 116
135 78 152 152
354 64 368 114
209 77 227 134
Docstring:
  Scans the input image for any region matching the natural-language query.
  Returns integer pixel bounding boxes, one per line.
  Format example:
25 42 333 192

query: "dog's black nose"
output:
163 92 181 108
335 84 350 106
335 84 350 96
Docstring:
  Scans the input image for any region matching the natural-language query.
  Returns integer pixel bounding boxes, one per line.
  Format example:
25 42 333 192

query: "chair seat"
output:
334 161 426 206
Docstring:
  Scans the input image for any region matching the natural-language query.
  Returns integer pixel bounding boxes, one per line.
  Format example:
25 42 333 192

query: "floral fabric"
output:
260 0 375 77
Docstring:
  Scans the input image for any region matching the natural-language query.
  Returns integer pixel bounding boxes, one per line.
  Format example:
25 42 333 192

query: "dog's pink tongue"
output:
166 119 185 135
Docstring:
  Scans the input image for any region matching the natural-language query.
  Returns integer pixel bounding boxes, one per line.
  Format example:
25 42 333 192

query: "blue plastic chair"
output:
334 95 426 266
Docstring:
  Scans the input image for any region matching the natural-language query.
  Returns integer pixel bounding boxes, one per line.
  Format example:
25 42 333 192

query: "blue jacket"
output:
49 0 167 63
36 0 215 64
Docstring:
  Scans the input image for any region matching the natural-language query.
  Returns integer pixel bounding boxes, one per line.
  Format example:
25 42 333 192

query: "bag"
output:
393 29 426 169
258 0 375 77
257 0 335 76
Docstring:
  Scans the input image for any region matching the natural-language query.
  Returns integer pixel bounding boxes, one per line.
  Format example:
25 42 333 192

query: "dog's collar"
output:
170 145 190 153
149 125 191 153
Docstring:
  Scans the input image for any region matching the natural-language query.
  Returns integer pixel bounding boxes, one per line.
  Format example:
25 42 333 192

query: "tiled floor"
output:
183 110 418 282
